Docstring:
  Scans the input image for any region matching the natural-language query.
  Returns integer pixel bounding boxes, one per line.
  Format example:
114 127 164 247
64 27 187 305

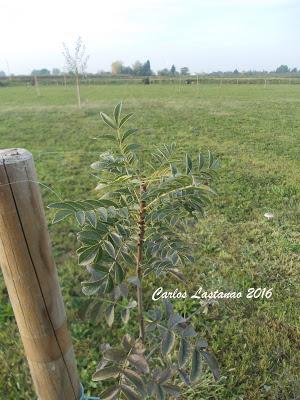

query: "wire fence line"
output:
2 74 300 87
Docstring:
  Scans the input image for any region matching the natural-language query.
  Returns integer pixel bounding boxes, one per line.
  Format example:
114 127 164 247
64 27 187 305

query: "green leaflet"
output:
128 353 149 374
167 313 185 329
103 347 127 362
78 230 100 244
103 240 116 259
122 334 135 351
100 112 117 129
190 348 202 383
121 384 141 400
122 128 138 143
178 339 190 368
100 385 120 400
157 369 172 384
181 325 197 337
49 199 117 211
154 383 165 400
185 153 193 174
115 264 125 284
121 308 130 324
110 232 122 247
127 276 141 288
81 280 101 296
114 102 122 125
201 351 221 381
48 201 77 211
92 366 120 381
86 210 97 228
198 152 205 170
78 245 99 265
178 369 190 385
98 207 108 221
105 304 115 327
119 112 134 128
170 163 178 177
123 369 145 395
75 210 85 225
52 209 73 223
161 330 175 356
162 384 180 397
104 274 114 293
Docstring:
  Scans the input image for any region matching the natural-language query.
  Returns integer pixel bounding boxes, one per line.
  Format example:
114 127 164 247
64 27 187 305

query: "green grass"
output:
0 84 299 399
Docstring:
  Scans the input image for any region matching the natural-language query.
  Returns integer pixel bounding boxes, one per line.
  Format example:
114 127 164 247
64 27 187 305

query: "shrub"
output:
49 103 220 399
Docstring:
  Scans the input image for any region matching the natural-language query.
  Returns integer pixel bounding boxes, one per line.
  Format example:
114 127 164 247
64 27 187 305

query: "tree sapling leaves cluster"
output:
49 102 220 399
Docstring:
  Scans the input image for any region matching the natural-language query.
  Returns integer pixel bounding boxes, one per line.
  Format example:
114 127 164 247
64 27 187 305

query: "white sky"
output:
0 0 299 74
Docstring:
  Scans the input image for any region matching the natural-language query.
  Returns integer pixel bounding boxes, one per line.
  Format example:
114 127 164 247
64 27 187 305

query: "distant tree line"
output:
207 65 299 76
30 68 61 76
157 65 191 76
1 63 297 79
275 65 298 73
111 60 153 76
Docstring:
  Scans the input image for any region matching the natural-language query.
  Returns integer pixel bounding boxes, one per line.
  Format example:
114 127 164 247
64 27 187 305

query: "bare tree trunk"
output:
75 74 81 109
34 75 40 97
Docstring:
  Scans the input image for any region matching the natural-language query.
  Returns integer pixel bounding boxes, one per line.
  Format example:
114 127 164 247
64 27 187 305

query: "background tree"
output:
132 60 143 76
158 68 170 76
63 37 89 109
170 64 177 75
52 68 61 75
180 67 190 75
31 68 50 76
111 61 123 75
142 60 152 76
275 65 290 74
0 70 6 77
121 65 134 75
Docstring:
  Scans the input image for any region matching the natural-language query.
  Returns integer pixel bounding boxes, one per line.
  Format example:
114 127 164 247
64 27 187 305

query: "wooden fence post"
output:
0 148 81 399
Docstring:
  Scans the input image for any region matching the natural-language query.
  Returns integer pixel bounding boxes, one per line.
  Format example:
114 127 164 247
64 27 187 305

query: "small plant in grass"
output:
63 37 89 109
49 103 220 399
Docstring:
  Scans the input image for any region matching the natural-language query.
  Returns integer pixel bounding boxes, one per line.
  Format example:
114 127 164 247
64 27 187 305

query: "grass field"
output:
0 84 299 399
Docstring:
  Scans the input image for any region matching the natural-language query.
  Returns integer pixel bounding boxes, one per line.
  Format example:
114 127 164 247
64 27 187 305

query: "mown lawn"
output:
0 83 299 399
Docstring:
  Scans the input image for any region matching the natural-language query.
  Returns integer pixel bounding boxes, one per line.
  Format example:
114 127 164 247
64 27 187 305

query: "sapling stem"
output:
136 181 147 343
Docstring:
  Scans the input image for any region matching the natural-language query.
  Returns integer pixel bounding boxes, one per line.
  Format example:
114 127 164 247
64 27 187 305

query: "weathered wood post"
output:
0 148 81 400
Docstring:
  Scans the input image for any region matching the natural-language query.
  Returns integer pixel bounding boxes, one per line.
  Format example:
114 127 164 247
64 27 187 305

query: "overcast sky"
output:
1 0 299 75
